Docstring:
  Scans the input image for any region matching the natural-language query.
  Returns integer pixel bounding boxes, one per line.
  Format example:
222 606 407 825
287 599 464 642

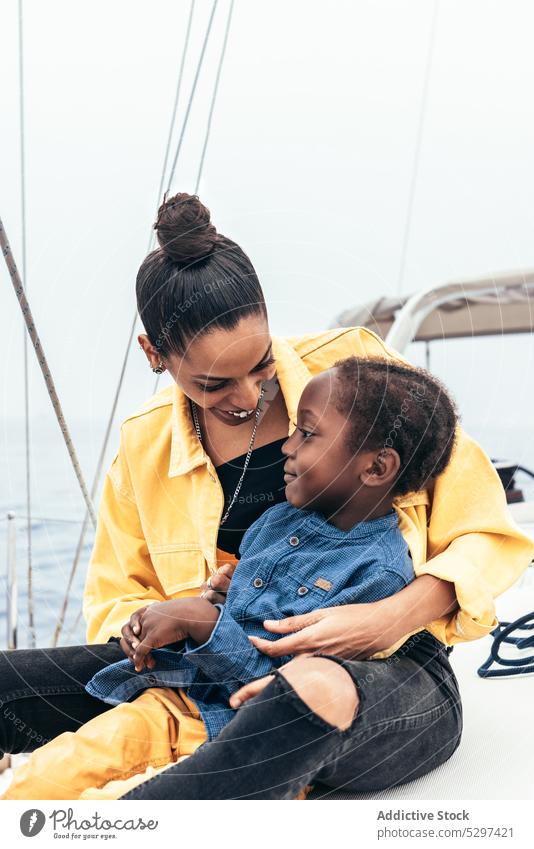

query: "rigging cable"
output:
152 0 234 397
165 0 219 193
0 216 97 527
18 0 36 647
396 0 439 296
194 0 234 195
155 0 197 222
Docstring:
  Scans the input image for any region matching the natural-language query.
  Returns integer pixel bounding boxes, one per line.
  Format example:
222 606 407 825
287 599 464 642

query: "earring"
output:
152 360 165 374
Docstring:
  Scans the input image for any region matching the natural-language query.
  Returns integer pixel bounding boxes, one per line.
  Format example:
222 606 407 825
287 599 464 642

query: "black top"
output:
216 437 287 557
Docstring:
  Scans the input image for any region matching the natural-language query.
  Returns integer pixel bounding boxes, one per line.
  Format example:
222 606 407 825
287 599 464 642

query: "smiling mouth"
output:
217 408 255 419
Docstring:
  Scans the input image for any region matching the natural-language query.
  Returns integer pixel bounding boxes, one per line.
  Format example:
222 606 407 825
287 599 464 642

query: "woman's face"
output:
139 314 277 427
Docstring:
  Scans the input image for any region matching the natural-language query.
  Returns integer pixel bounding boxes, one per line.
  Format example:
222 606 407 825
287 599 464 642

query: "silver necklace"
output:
190 385 266 525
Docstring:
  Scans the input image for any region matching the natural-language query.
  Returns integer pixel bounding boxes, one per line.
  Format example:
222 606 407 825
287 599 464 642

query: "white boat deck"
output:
320 565 534 800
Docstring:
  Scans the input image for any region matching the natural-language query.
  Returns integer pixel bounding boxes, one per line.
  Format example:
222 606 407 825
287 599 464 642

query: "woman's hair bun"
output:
154 192 218 263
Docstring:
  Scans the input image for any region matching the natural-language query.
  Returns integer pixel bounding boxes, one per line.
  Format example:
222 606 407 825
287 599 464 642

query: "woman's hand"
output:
248 600 398 660
199 562 237 604
248 576 458 660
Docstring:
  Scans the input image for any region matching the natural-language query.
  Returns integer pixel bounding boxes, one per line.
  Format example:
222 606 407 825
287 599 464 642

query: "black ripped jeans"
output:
0 640 125 756
0 631 462 799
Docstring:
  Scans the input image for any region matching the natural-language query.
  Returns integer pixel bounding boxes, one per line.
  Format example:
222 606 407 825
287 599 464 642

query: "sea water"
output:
0 419 117 649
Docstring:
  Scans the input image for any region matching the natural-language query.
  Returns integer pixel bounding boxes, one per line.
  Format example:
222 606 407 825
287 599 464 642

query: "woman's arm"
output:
249 460 533 660
247 577 457 660
369 574 457 648
350 328 534 643
83 449 168 645
415 427 534 644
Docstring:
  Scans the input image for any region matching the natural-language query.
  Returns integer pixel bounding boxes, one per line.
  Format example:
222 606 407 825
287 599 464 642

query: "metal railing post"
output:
6 512 17 650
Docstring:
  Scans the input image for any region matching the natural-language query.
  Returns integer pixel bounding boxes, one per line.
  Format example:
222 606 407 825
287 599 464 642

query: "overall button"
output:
297 586 308 596
289 535 299 546
253 577 264 588
146 675 158 685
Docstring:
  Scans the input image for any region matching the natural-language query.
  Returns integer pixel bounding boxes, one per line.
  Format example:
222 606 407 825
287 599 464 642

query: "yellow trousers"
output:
1 687 207 800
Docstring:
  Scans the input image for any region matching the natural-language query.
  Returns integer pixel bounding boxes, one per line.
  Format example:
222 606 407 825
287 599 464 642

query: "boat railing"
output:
2 512 88 651
5 513 17 651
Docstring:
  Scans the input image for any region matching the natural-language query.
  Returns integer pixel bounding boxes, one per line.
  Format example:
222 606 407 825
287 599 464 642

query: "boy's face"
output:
282 369 372 514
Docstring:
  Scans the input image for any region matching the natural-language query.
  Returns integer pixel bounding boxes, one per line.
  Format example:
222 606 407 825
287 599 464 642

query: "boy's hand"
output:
131 598 220 672
120 604 150 662
199 562 237 604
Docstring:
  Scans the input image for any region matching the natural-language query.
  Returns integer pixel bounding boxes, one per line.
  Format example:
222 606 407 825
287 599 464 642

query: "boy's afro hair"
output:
333 356 459 496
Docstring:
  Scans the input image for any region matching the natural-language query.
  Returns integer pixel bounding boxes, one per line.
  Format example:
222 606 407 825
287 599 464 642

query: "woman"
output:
1 193 532 800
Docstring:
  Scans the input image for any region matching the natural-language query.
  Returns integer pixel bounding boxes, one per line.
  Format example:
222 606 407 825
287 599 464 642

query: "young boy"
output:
2 356 458 800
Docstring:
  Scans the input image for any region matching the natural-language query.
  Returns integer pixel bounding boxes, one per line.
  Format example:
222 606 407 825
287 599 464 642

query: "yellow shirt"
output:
83 327 534 651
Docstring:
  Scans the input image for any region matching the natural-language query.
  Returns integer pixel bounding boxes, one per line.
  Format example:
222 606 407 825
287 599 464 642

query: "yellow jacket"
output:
83 327 534 650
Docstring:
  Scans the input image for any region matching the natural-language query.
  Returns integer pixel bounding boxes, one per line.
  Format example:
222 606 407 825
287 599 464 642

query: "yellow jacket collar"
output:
168 335 313 478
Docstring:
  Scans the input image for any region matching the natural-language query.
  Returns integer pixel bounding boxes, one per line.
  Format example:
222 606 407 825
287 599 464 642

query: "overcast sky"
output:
1 0 534 474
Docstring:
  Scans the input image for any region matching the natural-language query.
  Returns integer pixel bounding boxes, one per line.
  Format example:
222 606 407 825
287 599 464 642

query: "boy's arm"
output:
183 604 278 692
130 598 220 671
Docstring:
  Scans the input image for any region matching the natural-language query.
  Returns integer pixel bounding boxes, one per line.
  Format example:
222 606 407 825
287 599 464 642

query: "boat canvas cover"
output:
335 282 534 341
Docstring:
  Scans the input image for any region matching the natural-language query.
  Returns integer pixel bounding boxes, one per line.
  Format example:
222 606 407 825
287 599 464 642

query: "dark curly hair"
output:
333 356 459 496
136 193 267 357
